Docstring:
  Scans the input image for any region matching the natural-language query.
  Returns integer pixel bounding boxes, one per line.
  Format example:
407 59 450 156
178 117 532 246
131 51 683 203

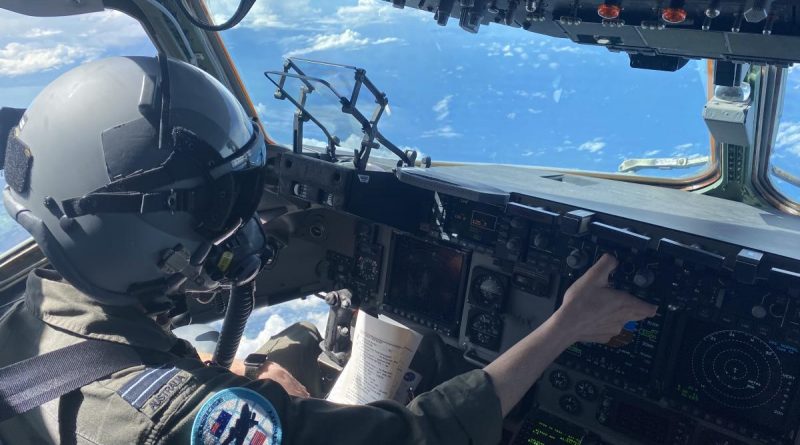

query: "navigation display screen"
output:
385 234 469 327
670 317 800 432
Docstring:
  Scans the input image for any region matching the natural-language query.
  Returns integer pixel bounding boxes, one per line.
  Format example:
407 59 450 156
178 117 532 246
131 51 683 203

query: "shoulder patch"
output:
191 388 282 445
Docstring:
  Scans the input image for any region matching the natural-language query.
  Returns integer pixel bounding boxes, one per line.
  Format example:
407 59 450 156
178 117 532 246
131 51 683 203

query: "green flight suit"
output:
0 268 503 445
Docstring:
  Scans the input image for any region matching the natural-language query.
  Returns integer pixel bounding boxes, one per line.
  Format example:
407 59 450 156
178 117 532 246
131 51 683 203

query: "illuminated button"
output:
661 7 687 23
597 3 621 19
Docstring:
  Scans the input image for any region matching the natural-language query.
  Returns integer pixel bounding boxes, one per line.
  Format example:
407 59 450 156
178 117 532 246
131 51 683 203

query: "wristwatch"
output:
243 353 269 380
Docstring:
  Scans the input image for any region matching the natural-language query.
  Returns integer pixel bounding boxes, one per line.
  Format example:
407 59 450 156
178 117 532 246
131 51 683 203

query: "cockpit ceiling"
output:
387 0 800 66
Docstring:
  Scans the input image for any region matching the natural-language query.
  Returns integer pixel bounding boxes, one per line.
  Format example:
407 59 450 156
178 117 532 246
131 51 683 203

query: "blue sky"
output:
0 1 798 347
215 0 713 179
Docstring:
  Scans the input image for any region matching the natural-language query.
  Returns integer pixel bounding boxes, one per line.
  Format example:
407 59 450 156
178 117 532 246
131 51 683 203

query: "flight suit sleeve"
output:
157 367 503 445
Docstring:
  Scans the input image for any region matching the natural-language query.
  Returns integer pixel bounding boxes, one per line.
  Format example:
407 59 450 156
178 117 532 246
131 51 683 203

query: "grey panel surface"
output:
397 165 800 261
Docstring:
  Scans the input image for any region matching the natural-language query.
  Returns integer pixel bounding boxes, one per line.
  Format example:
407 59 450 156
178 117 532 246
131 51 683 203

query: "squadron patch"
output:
191 388 282 445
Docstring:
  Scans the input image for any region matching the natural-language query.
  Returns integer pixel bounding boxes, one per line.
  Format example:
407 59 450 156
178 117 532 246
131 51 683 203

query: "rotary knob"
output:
505 236 522 251
509 216 527 229
751 305 767 319
566 249 588 269
633 268 656 288
533 232 550 249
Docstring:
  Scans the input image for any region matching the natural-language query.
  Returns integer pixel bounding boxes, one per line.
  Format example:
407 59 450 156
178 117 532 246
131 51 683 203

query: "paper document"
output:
326 311 423 405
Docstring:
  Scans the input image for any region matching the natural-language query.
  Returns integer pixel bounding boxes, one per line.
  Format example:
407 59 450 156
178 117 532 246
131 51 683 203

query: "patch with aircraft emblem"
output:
191 387 282 445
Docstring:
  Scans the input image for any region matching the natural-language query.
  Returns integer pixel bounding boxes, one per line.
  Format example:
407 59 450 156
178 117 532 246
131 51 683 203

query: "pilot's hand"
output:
257 361 310 398
554 253 658 344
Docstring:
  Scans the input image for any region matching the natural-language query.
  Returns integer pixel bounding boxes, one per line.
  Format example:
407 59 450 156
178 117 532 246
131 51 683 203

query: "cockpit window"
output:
769 66 800 203
0 9 154 255
204 0 713 180
0 175 28 253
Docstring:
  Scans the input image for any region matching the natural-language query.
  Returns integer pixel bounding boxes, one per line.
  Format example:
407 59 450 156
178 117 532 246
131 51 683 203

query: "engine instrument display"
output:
385 234 469 330
513 409 585 445
671 317 800 432
467 309 504 350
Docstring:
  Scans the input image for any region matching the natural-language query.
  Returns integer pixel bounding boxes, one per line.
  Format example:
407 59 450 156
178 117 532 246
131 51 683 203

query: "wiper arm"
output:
772 165 800 188
618 155 710 173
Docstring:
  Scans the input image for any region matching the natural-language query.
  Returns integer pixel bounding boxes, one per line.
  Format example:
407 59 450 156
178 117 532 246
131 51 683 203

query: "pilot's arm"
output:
159 254 655 445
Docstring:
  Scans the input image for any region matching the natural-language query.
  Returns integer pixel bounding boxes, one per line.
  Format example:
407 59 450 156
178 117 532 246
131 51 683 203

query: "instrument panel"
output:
268 154 800 445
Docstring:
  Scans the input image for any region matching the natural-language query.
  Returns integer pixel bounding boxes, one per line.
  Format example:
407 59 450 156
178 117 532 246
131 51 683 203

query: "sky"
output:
0 1 799 351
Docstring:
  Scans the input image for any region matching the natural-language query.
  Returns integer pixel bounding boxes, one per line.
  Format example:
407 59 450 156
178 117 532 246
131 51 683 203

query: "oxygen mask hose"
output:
212 280 255 369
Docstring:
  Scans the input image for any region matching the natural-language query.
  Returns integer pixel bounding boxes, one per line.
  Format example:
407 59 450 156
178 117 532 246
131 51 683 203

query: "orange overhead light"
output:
597 3 621 19
662 7 687 23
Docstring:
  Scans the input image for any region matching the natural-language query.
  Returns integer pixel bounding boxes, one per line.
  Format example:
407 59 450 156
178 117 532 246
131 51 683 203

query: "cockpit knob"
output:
744 0 773 23
751 305 767 319
633 268 656 288
566 249 588 269
533 232 550 249
510 216 526 229
504 0 519 25
506 237 522 251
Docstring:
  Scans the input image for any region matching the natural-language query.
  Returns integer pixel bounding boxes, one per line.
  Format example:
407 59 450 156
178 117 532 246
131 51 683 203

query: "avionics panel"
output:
382 234 470 336
405 185 800 444
288 164 800 445
439 195 503 248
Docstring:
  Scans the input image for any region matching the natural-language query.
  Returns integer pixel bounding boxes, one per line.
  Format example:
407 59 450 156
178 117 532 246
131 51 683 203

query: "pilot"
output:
0 56 657 445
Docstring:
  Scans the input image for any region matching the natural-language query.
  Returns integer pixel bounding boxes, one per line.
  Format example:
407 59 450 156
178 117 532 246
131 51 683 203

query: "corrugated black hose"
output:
212 281 255 369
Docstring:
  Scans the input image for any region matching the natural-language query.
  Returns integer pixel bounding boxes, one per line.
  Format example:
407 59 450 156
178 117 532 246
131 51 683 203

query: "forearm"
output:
196 352 246 376
484 313 575 416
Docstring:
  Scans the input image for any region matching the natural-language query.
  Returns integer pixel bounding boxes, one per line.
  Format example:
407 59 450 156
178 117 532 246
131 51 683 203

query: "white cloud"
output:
0 10 152 78
579 138 606 153
331 0 402 27
528 108 542 114
516 90 547 99
23 28 62 38
433 95 453 121
487 43 528 59
237 313 289 358
373 37 400 45
235 297 329 358
255 102 268 119
207 0 320 29
302 137 329 148
507 112 517 119
776 122 800 157
548 62 560 70
0 42 95 76
285 29 398 58
551 45 581 53
674 143 695 150
644 149 661 156
553 88 563 103
421 125 462 138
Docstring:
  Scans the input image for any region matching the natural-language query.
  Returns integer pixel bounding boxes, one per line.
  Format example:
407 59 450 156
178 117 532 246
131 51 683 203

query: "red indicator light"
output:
597 3 621 19
662 7 687 24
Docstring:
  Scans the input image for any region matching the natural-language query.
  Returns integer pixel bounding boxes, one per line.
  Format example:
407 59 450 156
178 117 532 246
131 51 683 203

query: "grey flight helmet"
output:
2 56 269 306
